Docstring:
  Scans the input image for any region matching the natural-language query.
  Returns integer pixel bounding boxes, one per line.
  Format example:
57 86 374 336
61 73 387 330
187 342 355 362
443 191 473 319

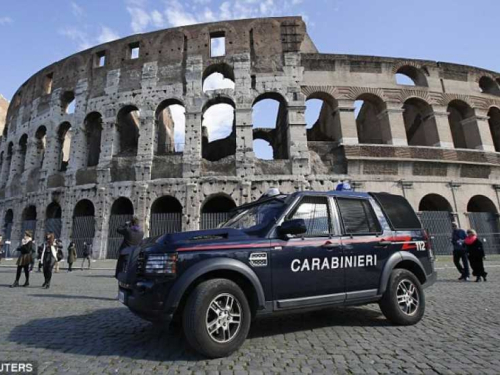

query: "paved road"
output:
1 260 499 374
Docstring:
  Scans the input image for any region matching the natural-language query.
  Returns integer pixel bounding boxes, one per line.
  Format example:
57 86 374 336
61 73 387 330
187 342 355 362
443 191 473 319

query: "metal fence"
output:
467 212 500 255
3 223 13 257
45 218 62 239
200 212 232 230
149 213 182 237
71 216 96 258
418 211 454 255
107 214 133 259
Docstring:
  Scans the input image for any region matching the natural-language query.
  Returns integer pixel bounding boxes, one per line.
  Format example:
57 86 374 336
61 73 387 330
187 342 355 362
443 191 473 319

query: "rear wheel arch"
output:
378 252 427 295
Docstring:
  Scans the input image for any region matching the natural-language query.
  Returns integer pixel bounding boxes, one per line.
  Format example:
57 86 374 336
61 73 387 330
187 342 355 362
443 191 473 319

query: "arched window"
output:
252 93 288 160
402 98 438 146
479 76 500 96
202 63 235 92
4 142 14 183
202 97 236 161
3 209 14 245
466 195 500 254
467 195 497 213
305 93 340 142
57 122 72 171
107 197 135 259
21 205 37 241
84 112 103 167
155 99 185 154
355 93 390 144
488 107 500 152
72 199 96 257
150 196 183 236
200 195 236 229
447 100 476 149
18 134 28 174
45 201 62 239
62 91 76 114
419 194 453 212
418 194 454 255
395 66 428 87
35 126 47 168
116 106 140 156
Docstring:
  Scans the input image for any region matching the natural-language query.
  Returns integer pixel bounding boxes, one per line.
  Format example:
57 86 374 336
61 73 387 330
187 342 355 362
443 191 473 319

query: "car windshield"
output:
221 198 288 233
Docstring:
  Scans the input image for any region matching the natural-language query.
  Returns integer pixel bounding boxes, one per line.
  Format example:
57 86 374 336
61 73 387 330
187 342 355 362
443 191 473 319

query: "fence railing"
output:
71 216 96 258
200 212 232 230
106 214 134 259
149 213 182 237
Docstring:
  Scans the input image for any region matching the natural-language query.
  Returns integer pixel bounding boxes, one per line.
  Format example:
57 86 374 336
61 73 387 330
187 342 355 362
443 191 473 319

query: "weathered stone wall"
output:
0 95 8 136
1 16 500 257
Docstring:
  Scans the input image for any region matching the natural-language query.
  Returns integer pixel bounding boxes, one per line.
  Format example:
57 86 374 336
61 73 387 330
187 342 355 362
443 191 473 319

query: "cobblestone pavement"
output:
1 259 500 374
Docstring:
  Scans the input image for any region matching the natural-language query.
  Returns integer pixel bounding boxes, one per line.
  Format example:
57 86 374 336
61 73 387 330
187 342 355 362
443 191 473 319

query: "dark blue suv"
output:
116 191 436 357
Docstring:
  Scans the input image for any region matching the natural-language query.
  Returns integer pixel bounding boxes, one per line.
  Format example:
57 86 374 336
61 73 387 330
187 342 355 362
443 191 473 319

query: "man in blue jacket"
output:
451 222 469 281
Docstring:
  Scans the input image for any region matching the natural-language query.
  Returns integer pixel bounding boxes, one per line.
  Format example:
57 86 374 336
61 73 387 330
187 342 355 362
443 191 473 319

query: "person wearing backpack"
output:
41 233 58 289
81 241 92 270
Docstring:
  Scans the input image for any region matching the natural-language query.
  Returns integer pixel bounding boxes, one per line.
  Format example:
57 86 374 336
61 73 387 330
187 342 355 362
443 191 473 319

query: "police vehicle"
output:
116 190 436 358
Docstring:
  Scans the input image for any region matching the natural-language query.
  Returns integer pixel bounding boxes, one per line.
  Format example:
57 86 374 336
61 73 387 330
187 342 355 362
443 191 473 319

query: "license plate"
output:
118 290 126 304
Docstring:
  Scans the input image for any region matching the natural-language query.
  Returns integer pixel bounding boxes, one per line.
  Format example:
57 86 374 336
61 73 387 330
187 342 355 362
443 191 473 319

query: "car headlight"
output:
145 253 177 275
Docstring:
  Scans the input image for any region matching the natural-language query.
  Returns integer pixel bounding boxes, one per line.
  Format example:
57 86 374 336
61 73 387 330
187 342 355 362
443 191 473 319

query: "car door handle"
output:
376 241 392 247
322 241 341 249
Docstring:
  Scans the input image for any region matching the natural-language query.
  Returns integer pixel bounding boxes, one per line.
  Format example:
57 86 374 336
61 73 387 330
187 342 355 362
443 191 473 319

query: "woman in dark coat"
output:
465 229 487 282
41 233 58 289
67 242 77 272
10 231 35 287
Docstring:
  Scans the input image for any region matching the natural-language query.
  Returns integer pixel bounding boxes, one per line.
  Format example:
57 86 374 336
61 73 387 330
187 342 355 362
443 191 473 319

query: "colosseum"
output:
2 16 500 259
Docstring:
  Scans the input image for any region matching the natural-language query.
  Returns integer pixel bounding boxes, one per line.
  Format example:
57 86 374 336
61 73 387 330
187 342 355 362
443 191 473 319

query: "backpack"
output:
57 249 64 262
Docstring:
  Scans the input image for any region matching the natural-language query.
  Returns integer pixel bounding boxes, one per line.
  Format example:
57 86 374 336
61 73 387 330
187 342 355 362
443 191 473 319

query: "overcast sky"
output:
1 0 499 158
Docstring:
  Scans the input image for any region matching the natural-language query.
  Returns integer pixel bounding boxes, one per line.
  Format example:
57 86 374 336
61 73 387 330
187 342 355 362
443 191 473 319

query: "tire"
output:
182 278 251 358
379 269 425 326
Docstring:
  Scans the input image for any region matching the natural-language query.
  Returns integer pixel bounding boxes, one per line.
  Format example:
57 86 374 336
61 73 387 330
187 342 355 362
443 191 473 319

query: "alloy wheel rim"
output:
205 293 242 343
396 279 419 316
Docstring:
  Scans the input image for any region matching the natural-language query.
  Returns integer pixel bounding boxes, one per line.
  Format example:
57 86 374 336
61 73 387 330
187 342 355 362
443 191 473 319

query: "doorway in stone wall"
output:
107 197 134 259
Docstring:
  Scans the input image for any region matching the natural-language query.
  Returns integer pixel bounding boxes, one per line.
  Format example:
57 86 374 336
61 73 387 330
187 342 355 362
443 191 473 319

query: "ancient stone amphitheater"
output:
2 16 500 258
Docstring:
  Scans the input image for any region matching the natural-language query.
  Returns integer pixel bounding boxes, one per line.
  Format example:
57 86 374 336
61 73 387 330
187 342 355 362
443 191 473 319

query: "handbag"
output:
57 249 64 262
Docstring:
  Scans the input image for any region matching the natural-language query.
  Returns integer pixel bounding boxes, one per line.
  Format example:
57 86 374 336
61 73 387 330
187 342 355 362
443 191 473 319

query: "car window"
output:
288 196 331 237
337 198 381 235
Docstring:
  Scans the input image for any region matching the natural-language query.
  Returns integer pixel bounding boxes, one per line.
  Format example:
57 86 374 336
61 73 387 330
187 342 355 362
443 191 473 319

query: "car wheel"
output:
379 269 425 325
182 278 251 358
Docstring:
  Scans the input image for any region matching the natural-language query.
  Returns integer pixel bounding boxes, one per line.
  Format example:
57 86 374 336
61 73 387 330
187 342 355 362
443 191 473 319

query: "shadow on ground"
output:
8 306 387 361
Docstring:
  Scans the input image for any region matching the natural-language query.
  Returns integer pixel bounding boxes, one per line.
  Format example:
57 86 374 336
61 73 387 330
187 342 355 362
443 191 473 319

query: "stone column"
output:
42 130 60 176
287 104 310 175
182 111 202 178
134 183 150 236
183 182 199 231
379 103 408 146
93 189 108 260
235 106 254 178
7 144 22 185
59 195 73 249
337 99 359 145
468 109 495 152
430 105 454 148
135 105 154 181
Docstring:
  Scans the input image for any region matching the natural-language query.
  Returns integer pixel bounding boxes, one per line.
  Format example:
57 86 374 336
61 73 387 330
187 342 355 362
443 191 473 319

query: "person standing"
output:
67 242 77 272
0 235 4 264
54 239 63 273
81 241 92 270
451 222 469 281
37 244 43 272
465 229 488 282
115 217 144 277
10 231 35 287
41 233 58 289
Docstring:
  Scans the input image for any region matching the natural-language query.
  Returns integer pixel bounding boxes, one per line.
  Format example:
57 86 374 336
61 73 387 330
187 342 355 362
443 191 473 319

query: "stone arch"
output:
45 201 62 239
57 122 72 171
467 195 497 213
149 195 183 236
3 209 14 249
447 100 477 149
110 197 134 215
202 96 236 161
252 92 289 160
402 97 439 146
34 125 47 168
21 205 37 241
107 197 135 259
395 65 428 87
479 76 500 96
72 199 96 257
4 142 14 183
419 194 453 211
200 194 236 229
354 93 391 144
61 91 76 114
202 62 235 92
84 112 103 167
488 106 500 152
116 105 140 156
305 92 340 142
155 99 185 154
18 133 28 174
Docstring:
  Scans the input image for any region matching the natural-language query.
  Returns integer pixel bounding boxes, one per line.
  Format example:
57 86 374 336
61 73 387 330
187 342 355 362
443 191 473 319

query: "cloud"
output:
71 2 84 17
59 27 92 50
203 104 234 141
97 26 120 44
0 16 13 25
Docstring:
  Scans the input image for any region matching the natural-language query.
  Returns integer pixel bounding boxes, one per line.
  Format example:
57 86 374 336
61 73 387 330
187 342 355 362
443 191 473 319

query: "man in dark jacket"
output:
451 222 469 281
117 216 144 251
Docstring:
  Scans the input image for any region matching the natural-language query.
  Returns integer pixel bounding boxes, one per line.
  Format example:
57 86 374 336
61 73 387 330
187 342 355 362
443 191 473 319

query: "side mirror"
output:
278 219 307 237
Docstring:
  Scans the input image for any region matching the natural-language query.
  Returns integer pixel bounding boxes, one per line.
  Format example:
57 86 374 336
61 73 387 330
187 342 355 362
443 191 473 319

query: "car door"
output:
271 195 345 309
336 197 384 298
